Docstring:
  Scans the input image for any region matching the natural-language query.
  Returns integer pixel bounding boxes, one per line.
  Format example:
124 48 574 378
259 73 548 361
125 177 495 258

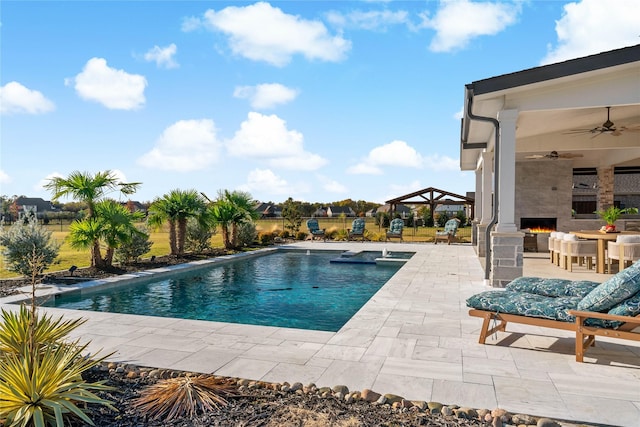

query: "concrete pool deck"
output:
1 242 639 426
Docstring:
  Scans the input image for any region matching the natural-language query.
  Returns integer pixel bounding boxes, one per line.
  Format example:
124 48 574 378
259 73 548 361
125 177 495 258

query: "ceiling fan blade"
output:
525 154 544 159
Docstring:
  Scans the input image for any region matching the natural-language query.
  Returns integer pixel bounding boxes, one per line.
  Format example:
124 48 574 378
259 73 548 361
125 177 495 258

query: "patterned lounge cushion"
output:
466 290 581 322
506 277 600 298
577 261 640 312
608 290 640 318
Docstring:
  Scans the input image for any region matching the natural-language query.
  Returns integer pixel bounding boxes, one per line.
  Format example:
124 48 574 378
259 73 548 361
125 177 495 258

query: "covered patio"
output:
460 44 640 286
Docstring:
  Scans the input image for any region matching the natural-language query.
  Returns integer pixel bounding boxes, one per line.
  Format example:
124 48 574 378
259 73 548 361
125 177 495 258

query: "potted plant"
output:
596 206 639 232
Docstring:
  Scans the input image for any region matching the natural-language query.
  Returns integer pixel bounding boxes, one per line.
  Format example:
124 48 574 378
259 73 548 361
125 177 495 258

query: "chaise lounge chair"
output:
466 261 640 362
434 218 460 245
348 218 367 241
306 218 326 241
386 218 404 241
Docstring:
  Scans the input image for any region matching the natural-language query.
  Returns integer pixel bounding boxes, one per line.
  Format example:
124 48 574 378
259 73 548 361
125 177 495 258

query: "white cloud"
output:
72 57 147 110
541 0 640 65
317 175 348 194
233 83 299 109
227 112 327 171
35 172 64 192
0 169 11 184
138 119 221 171
424 0 521 52
144 43 179 68
326 9 408 30
238 168 309 196
348 140 457 175
368 140 423 167
181 16 202 32
0 81 55 115
349 140 424 174
422 154 459 171
200 2 351 66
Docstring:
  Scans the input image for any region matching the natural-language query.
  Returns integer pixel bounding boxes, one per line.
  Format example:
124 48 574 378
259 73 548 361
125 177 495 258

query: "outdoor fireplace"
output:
520 217 557 233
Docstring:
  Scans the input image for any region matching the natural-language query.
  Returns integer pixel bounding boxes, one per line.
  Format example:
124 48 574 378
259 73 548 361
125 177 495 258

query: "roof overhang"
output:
460 44 640 171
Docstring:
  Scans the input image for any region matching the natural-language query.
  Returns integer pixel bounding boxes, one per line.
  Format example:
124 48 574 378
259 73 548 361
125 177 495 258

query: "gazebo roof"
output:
385 187 474 206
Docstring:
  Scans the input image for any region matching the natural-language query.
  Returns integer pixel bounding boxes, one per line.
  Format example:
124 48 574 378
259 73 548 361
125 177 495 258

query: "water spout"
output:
382 248 388 258
306 250 310 255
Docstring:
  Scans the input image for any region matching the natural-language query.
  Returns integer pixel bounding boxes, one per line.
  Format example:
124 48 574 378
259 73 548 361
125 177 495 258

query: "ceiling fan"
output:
565 106 640 137
525 151 583 160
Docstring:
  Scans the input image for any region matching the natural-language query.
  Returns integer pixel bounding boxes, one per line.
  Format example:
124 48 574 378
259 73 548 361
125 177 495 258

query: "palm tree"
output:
67 201 144 267
44 170 140 267
95 200 145 266
210 190 258 249
148 189 207 256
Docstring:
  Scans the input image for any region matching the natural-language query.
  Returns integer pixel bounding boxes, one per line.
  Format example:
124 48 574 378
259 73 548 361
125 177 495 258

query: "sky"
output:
1 0 639 205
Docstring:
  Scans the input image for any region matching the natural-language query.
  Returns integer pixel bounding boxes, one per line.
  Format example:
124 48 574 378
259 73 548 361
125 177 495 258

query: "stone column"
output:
490 231 524 288
490 109 522 287
597 166 615 210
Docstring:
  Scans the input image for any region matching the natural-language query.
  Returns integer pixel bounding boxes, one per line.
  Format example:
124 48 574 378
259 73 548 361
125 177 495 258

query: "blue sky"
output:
1 0 639 205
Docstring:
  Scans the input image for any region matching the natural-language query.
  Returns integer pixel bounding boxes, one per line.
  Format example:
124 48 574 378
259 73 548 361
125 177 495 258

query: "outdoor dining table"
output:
570 230 640 273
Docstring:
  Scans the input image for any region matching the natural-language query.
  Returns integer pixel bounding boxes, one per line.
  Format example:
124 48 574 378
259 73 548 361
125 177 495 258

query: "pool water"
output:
44 250 410 332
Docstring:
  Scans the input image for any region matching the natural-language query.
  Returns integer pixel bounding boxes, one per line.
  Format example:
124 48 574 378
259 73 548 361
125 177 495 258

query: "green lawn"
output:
0 219 470 279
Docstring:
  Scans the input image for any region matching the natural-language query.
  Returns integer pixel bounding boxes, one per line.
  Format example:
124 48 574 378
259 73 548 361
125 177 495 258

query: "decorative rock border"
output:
103 362 589 427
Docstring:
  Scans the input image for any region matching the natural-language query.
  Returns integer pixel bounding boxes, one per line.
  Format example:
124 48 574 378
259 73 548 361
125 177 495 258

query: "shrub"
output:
367 232 386 242
436 213 450 227
236 221 257 247
333 229 348 241
184 218 215 253
295 231 308 241
0 216 60 277
258 232 274 245
115 225 152 264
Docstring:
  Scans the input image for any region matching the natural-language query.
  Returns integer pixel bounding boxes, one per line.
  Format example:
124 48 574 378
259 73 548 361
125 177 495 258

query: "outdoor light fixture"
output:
69 265 78 276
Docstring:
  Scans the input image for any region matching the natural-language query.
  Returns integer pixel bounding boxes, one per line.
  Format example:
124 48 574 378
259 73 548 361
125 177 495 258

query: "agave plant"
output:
0 339 116 426
133 375 236 421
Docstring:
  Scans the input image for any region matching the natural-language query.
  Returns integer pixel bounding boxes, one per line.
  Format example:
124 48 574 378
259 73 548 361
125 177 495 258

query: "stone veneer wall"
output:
515 160 574 232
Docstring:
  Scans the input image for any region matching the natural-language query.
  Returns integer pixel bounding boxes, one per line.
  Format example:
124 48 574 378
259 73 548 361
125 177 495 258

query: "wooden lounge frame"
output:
469 309 640 362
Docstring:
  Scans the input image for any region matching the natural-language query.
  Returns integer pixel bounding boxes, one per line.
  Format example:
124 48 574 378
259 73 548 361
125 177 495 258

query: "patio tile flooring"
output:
2 242 639 426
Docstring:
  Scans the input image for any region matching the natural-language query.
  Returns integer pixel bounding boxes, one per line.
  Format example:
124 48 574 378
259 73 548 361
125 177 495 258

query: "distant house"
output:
434 204 465 217
254 202 282 218
326 206 355 217
312 207 328 217
370 203 412 218
14 197 59 219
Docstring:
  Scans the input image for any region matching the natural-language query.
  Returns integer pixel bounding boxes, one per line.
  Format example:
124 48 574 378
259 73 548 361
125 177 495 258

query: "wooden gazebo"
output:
385 187 475 224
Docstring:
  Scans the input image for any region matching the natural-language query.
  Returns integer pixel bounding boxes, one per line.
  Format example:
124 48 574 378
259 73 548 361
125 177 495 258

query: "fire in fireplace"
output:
520 217 557 233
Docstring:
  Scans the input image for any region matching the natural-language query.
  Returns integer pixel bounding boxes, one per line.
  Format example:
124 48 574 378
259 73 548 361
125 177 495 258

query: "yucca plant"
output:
133 375 236 421
0 246 117 426
0 339 116 426
0 305 86 356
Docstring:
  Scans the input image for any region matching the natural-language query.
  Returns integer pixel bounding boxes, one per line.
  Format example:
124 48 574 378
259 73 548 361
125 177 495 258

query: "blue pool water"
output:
44 250 411 332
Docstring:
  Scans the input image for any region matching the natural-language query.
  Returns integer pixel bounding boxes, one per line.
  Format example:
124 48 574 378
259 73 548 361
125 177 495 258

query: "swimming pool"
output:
44 250 411 332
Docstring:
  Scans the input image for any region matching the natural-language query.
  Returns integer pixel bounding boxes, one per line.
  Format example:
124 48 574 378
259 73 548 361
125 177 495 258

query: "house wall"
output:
515 160 574 232
516 162 640 235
